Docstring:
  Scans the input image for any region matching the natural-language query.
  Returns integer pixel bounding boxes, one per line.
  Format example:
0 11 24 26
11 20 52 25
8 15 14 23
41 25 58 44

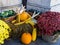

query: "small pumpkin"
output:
21 33 32 44
18 23 33 38
20 12 30 21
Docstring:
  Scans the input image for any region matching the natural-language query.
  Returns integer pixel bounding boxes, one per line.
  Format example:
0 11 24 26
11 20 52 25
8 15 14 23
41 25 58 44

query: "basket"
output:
42 33 60 43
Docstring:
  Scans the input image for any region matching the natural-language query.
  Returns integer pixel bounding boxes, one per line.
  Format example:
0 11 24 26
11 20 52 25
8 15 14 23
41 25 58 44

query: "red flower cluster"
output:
37 11 60 35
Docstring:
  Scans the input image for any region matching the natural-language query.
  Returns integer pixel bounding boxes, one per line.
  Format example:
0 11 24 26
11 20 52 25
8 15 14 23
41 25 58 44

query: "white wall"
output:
50 0 60 6
0 0 60 12
0 0 22 7
50 5 60 12
0 0 22 12
50 0 60 12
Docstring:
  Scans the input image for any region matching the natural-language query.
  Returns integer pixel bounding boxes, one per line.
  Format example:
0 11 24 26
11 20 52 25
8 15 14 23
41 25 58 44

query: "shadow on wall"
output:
26 0 51 12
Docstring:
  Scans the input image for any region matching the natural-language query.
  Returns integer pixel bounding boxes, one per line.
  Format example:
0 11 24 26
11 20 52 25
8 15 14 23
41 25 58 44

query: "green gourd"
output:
0 10 16 18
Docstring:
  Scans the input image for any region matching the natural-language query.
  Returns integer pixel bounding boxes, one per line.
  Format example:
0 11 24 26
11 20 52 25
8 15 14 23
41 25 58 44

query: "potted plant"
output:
0 20 11 45
37 11 60 42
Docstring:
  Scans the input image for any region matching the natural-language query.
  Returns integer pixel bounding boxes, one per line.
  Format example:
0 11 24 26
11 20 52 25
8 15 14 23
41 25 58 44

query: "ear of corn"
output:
32 28 37 41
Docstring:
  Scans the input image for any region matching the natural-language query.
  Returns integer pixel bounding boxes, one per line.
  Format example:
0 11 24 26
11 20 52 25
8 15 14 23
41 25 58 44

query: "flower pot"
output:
42 33 60 43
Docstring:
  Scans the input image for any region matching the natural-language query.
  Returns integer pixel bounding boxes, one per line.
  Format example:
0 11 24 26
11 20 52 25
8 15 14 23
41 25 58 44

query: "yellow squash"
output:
32 28 37 41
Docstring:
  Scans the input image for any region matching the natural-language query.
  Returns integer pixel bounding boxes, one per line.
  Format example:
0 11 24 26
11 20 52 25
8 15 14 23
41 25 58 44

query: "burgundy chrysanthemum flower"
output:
37 11 60 35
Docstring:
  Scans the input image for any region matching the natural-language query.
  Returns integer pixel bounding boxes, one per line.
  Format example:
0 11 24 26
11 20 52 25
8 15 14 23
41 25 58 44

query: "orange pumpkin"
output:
20 12 30 21
21 33 32 44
